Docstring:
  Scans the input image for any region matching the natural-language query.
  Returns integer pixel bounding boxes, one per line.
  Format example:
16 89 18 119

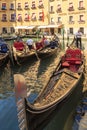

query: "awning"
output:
25 26 35 29
15 26 27 29
38 24 63 29
15 26 35 30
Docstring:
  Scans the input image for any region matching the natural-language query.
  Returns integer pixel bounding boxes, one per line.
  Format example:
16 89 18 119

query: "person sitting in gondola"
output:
26 39 35 51
50 37 58 49
0 43 8 53
13 38 25 51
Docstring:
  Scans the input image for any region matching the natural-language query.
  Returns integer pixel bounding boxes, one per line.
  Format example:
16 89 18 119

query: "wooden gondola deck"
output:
33 69 79 108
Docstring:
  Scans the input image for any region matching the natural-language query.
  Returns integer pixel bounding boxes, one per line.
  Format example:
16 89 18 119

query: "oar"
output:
33 42 40 61
13 46 21 66
34 50 40 60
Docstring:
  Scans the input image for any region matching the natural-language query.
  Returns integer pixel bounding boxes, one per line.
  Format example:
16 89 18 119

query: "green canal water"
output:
0 51 83 130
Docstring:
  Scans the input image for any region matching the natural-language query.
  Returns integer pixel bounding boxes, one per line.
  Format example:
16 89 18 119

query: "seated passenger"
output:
26 39 34 50
44 39 50 47
14 39 24 51
0 43 8 53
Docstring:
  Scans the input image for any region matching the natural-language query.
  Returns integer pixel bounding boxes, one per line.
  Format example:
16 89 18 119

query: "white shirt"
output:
75 31 82 38
26 39 33 45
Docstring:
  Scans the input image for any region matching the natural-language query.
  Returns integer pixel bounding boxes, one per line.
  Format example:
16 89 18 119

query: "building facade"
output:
0 0 87 36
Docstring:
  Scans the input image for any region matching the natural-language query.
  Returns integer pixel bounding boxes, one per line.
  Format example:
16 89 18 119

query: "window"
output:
68 2 74 11
38 0 44 7
50 6 54 12
10 3 14 9
10 14 16 21
10 27 15 33
17 3 22 9
51 18 54 24
78 0 85 10
58 28 61 34
24 13 30 21
18 14 22 21
2 3 6 10
25 2 29 9
31 1 36 9
69 16 73 22
79 15 84 22
2 14 7 21
79 1 83 8
79 27 84 34
2 28 7 34
69 28 73 34
31 13 36 20
56 4 62 12
57 17 61 23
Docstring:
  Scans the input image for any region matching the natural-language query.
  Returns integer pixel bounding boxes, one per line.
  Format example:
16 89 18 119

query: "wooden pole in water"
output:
14 74 28 130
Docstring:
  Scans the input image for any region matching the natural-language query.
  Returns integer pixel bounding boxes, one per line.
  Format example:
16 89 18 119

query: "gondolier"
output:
75 29 82 49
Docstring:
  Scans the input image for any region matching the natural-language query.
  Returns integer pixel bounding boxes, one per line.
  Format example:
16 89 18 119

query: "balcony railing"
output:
49 0 55 2
38 5 44 8
1 7 7 10
10 19 16 22
9 8 15 10
1 19 7 22
68 7 74 11
24 19 30 21
49 11 54 14
31 18 37 21
78 20 85 24
78 7 85 10
69 21 75 24
17 7 22 10
24 7 29 10
31 6 36 9
56 9 62 13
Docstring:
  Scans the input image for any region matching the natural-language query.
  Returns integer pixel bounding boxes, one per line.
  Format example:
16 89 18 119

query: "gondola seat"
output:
65 49 82 64
62 61 70 67
14 41 24 51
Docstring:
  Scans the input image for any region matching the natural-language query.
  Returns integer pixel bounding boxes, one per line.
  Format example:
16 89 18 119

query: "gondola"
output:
0 37 9 67
36 38 60 58
14 44 84 130
12 39 39 65
13 38 60 65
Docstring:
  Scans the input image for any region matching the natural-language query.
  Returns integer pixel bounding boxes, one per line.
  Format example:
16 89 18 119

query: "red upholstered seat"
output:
14 41 24 51
62 61 70 67
65 48 82 64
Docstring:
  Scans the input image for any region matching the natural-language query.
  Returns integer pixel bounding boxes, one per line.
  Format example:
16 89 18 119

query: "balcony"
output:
69 21 75 24
17 7 22 10
24 19 30 21
49 11 54 14
10 19 16 22
1 19 7 22
1 7 7 10
38 17 43 21
56 21 62 24
49 0 55 2
24 7 29 10
78 20 85 24
78 7 85 10
56 9 62 13
18 18 22 22
31 6 36 9
38 5 44 8
68 7 74 11
9 8 15 10
31 17 37 21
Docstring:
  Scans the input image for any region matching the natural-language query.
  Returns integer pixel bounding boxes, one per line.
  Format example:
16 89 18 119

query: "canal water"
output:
0 51 84 130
